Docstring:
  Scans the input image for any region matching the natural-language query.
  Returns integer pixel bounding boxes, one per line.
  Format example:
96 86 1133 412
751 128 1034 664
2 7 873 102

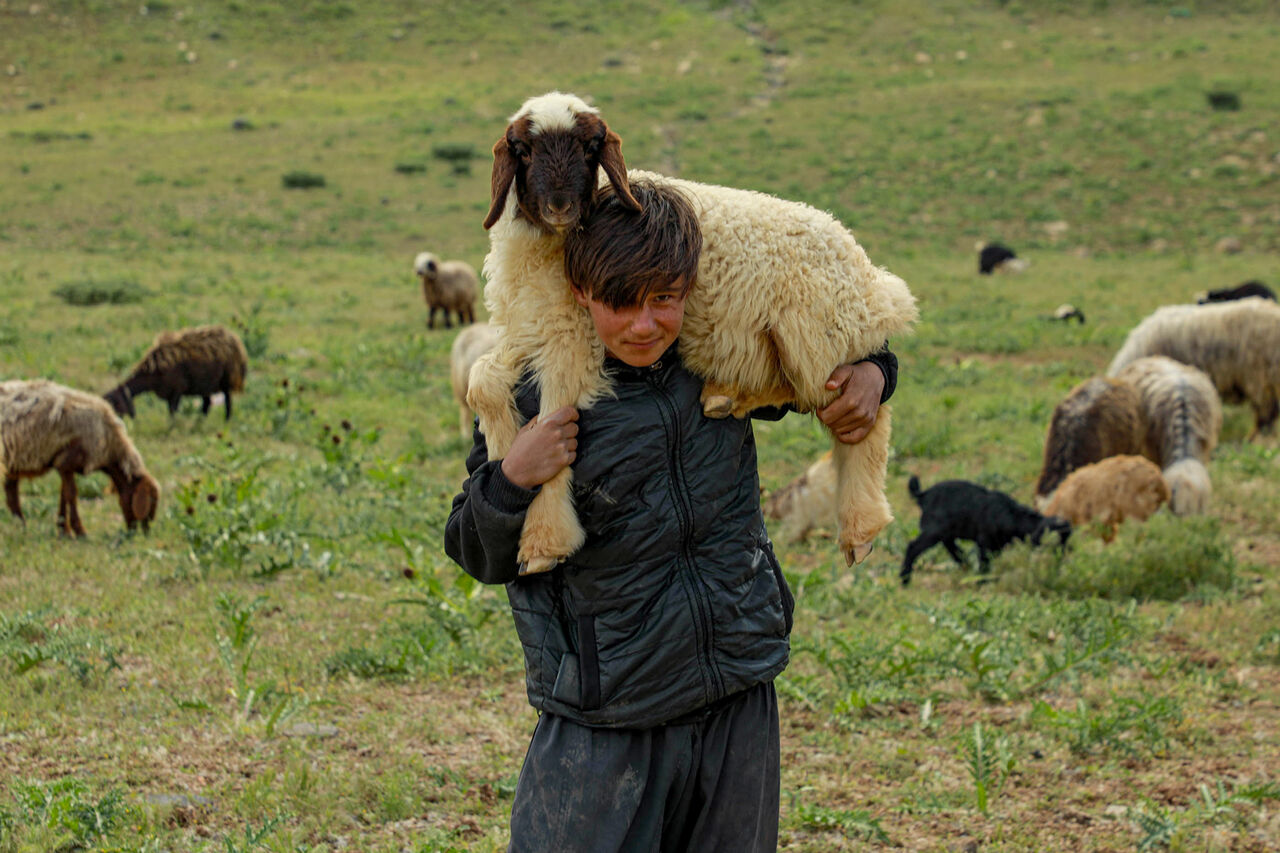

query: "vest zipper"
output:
648 367 726 704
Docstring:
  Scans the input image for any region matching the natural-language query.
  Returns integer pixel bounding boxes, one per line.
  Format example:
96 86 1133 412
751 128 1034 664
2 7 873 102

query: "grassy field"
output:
2 0 1279 850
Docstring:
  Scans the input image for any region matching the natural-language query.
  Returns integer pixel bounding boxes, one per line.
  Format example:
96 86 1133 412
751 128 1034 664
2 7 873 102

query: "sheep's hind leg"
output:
832 405 895 566
517 467 586 575
59 471 86 537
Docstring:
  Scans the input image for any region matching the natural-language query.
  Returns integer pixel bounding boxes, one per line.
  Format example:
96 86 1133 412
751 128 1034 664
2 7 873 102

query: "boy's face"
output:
572 279 687 368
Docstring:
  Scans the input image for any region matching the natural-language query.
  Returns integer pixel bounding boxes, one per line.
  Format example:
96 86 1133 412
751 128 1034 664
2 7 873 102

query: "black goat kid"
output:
901 475 1071 586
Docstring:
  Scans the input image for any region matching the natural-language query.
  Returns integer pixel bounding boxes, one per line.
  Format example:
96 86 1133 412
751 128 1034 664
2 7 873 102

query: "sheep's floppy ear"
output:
131 475 159 532
484 133 517 230
598 127 641 212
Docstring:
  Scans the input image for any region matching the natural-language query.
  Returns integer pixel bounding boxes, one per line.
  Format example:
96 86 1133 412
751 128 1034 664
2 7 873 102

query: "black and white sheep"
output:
1106 298 1280 436
105 324 248 420
468 91 917 572
902 475 1071 586
449 321 501 438
414 251 478 329
1196 280 1275 305
1034 377 1147 506
1113 355 1221 515
977 241 1028 275
1046 303 1085 324
2 379 160 535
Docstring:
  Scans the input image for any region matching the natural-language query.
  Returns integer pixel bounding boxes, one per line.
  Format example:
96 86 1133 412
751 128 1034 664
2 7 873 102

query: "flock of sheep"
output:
769 270 1278 584
7 87 1276 598
1 325 248 535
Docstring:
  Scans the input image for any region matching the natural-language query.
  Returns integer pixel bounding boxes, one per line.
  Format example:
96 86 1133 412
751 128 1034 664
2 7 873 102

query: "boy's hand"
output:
818 361 885 445
501 406 580 488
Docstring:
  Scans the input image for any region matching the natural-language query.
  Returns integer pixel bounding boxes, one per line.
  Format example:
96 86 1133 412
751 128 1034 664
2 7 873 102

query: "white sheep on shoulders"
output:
468 91 917 572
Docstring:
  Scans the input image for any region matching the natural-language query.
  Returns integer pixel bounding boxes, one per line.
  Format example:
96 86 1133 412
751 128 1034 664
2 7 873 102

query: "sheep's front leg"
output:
831 405 895 565
466 347 525 457
4 477 23 522
58 471 87 537
515 330 601 575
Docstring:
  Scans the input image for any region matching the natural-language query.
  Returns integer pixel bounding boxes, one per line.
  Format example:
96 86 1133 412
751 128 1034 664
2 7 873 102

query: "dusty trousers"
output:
507 680 780 853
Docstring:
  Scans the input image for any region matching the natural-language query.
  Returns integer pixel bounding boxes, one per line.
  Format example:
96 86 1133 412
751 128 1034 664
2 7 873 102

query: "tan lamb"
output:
468 92 918 573
1042 454 1169 542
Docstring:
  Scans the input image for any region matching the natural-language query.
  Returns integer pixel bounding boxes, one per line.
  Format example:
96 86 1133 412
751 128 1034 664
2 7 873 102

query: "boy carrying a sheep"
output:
445 180 897 852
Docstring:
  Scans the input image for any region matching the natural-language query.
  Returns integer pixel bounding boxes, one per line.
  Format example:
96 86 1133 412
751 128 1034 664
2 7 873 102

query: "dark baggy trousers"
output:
508 681 780 853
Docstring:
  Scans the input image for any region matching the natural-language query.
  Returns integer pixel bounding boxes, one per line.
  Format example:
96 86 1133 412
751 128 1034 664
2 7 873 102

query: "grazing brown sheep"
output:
1035 377 1147 506
2 379 159 536
105 324 248 420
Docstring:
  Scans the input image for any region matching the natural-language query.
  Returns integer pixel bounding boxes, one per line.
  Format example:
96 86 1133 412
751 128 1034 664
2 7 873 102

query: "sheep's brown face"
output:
510 121 601 234
484 108 640 233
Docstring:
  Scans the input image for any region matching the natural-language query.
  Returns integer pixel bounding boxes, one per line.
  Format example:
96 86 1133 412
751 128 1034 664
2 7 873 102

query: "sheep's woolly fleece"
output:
1107 297 1280 431
131 325 248 391
1114 355 1221 515
1043 454 1170 538
763 449 835 542
1035 377 1146 503
0 379 148 480
449 322 501 438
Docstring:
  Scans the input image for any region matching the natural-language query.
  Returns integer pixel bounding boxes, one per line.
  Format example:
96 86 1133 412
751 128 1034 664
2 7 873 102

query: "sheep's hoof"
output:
843 543 874 566
518 556 563 576
702 395 734 419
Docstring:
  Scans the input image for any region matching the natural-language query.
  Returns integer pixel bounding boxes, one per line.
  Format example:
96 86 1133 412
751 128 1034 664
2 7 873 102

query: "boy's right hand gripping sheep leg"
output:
500 406 580 494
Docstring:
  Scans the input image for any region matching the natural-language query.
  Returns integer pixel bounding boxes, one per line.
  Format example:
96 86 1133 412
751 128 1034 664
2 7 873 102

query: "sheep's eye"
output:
584 136 602 156
510 141 530 161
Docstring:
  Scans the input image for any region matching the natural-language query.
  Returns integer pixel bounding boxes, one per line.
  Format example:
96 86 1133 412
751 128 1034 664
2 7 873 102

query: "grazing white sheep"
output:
1 379 159 535
414 251 478 329
1035 377 1147 506
468 91 917 572
1042 454 1169 542
1114 355 1221 515
763 450 835 543
1107 297 1280 436
449 322 501 438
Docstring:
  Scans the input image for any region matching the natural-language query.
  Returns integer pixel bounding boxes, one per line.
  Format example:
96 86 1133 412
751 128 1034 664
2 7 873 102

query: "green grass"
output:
2 1 1279 850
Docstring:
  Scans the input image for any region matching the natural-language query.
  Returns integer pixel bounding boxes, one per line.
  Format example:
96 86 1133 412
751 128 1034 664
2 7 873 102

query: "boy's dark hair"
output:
563 179 702 310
